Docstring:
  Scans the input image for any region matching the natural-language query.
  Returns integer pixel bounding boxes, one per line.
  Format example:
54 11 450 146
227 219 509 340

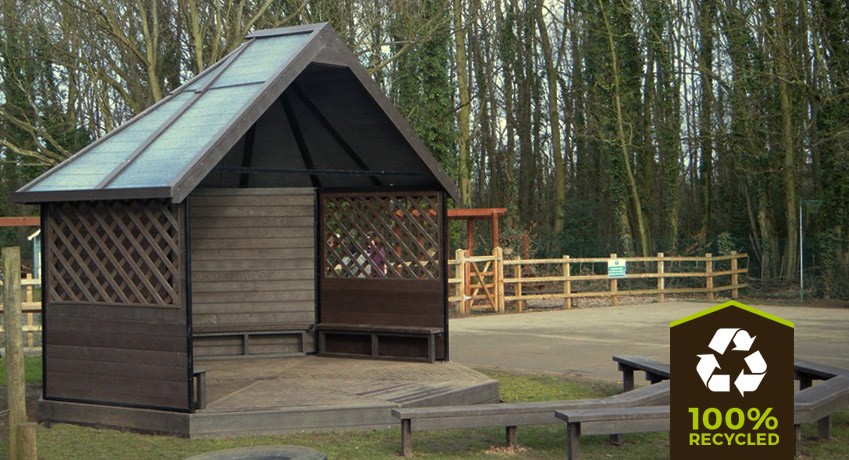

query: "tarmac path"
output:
449 300 849 383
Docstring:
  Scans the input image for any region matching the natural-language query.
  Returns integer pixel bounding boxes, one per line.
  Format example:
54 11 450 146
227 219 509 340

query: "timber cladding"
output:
42 200 191 411
189 188 316 356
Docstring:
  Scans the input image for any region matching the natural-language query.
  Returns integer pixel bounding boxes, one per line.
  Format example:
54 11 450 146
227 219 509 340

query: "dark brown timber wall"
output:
190 188 316 356
42 200 190 412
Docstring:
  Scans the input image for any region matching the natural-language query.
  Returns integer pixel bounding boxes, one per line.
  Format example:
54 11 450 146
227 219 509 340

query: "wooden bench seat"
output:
612 355 671 392
391 380 669 456
794 375 849 455
316 323 443 363
193 322 313 359
555 406 670 460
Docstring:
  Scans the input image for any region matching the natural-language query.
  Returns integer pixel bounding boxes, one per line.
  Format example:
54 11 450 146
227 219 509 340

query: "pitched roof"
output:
13 23 458 203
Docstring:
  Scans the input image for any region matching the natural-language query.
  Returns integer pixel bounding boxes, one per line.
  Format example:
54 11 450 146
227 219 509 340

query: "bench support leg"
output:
401 419 412 457
622 369 635 392
567 422 581 460
800 377 813 391
608 434 623 445
794 424 802 457
194 370 207 410
506 426 517 450
817 416 832 439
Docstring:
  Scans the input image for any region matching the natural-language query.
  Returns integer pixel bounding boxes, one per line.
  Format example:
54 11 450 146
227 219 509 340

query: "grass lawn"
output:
1 363 847 459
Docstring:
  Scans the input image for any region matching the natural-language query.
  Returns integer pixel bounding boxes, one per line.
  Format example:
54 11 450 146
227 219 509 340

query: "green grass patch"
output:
0 355 42 385
3 367 847 459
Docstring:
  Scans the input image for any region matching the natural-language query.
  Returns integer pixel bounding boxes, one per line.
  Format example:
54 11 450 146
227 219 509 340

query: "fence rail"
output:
0 273 42 348
449 249 748 315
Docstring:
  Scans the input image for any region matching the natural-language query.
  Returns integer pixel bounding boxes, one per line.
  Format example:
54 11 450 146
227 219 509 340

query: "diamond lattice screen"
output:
322 192 442 280
46 200 182 307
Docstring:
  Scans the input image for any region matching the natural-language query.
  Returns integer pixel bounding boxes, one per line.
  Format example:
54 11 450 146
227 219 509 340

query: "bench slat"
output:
316 323 443 334
556 405 669 424
194 322 313 334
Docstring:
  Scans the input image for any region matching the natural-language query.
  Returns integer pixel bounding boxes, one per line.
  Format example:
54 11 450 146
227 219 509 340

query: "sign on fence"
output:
607 258 627 278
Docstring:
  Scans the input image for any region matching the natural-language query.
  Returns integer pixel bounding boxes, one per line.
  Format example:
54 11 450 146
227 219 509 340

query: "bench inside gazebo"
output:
13 23 498 437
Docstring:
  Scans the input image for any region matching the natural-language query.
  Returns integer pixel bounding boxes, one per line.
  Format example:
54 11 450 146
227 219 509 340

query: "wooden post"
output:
705 253 714 301
456 249 467 316
657 253 665 302
494 247 504 313
17 423 37 460
4 247 32 460
563 255 572 309
730 251 739 299
466 219 474 256
610 253 618 306
24 273 33 348
514 261 524 313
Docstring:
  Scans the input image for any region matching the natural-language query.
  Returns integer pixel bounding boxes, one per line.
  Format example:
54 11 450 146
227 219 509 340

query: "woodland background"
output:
0 0 847 297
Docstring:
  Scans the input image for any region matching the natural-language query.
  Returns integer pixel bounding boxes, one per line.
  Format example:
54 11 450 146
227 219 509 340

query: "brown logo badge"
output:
670 301 794 459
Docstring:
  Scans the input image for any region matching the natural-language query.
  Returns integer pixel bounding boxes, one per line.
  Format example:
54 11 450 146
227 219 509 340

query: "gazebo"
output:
12 23 495 436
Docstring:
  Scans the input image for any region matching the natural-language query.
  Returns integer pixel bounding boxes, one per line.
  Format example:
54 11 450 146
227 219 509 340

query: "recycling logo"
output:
696 328 767 396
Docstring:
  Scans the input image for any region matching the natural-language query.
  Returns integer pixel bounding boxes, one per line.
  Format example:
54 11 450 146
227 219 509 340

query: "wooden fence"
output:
0 274 42 348
449 249 748 315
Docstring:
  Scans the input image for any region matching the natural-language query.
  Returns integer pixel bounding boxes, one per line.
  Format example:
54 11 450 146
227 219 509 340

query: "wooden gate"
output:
453 248 504 315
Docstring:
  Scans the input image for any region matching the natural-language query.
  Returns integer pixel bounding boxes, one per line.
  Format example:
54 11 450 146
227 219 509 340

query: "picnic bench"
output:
556 405 670 460
391 380 669 456
794 359 849 389
316 323 443 363
193 322 312 358
794 375 849 455
612 355 670 392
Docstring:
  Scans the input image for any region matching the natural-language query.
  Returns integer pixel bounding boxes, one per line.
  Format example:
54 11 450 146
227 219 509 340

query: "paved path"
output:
449 301 849 383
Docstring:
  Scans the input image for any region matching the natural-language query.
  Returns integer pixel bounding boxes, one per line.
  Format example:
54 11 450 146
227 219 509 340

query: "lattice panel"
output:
46 200 182 307
323 192 442 280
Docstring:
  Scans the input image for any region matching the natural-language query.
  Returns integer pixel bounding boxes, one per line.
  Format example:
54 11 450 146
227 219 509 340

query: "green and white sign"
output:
607 258 626 278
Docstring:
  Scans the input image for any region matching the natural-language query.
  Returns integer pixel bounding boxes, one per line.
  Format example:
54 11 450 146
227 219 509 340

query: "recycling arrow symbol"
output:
696 328 767 396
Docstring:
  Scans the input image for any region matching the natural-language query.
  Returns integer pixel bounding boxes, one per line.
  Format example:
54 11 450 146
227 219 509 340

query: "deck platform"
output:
39 356 500 438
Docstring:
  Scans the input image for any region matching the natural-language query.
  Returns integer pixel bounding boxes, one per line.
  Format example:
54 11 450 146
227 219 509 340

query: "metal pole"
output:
799 200 805 300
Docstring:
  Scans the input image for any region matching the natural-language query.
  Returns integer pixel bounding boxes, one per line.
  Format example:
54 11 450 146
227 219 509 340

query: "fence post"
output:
657 253 665 302
514 260 524 313
731 251 739 299
25 273 33 348
563 255 572 309
610 253 618 306
705 253 714 301
493 247 504 313
5 247 34 460
455 249 467 315
463 249 472 315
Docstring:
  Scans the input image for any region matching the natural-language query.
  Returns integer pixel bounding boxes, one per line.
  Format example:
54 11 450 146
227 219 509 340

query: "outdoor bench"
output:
391 380 669 456
193 322 312 358
555 405 670 460
794 359 849 390
794 374 849 456
612 355 671 392
316 323 443 363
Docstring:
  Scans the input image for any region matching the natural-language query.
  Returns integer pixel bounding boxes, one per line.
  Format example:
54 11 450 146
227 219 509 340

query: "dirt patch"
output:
0 385 41 442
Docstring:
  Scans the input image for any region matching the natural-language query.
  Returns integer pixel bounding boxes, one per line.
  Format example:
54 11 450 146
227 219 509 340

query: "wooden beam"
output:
291 84 381 186
447 208 507 220
279 94 320 187
0 217 40 227
239 125 257 188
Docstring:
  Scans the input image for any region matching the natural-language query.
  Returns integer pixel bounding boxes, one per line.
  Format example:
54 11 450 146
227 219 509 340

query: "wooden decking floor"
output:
189 356 499 437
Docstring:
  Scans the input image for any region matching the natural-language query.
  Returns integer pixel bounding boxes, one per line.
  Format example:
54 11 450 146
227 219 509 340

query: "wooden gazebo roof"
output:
13 23 458 204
